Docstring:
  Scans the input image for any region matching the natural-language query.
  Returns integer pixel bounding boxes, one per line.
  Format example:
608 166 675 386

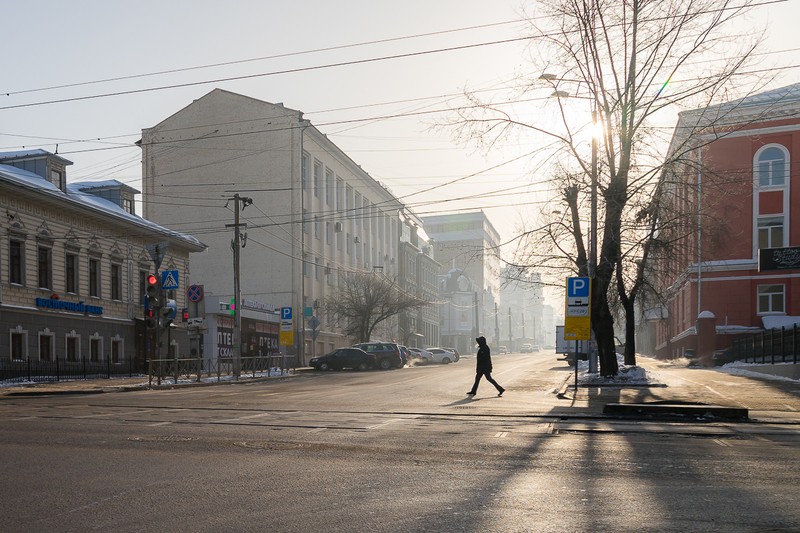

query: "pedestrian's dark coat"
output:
476 336 492 372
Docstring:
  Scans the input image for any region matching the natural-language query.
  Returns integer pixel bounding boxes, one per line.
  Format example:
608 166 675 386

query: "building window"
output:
9 239 24 285
10 330 26 361
122 198 134 214
326 222 332 245
66 252 78 294
758 217 784 249
37 246 52 290
303 209 310 235
315 258 321 281
336 177 344 211
314 218 321 240
66 335 79 362
39 332 54 362
756 145 788 188
89 258 101 297
111 263 122 301
111 338 123 364
50 169 64 189
758 284 785 314
90 337 102 362
303 255 309 277
325 168 334 206
301 153 309 190
314 161 322 198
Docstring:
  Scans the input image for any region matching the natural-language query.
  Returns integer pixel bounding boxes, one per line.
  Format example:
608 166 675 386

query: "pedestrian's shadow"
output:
445 396 500 406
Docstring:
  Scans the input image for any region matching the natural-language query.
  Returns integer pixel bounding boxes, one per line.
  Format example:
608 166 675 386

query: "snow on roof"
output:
1 163 204 251
73 178 140 194
0 149 73 166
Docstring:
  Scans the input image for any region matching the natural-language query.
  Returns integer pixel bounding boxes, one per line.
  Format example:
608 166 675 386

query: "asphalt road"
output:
1 351 799 532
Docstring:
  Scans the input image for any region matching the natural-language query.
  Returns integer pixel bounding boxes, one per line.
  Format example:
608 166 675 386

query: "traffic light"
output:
229 297 236 316
144 308 157 329
144 274 160 329
159 300 177 328
146 274 160 309
182 308 189 322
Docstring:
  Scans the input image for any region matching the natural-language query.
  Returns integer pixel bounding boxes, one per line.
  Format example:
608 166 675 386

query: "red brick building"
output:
652 83 800 362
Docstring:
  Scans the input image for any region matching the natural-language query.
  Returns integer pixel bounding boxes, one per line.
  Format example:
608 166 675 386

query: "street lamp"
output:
543 73 599 373
542 73 598 278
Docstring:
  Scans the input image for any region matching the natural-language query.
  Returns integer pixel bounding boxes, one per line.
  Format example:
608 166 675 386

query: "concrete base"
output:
603 402 749 421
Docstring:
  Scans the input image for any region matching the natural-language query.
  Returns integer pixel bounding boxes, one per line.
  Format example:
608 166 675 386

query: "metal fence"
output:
729 326 800 365
0 357 139 384
147 355 296 386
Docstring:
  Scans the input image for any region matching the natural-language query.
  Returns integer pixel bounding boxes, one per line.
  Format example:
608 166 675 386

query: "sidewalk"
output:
0 370 303 397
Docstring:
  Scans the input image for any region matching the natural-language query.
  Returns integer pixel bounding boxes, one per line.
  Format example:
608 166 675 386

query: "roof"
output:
0 149 73 167
0 163 205 251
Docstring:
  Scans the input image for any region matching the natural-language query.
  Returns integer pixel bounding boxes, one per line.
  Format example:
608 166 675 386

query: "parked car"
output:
532 345 542 352
497 346 509 354
309 348 375 371
407 347 433 364
397 345 410 366
521 343 533 353
428 348 457 364
352 342 404 370
442 347 460 361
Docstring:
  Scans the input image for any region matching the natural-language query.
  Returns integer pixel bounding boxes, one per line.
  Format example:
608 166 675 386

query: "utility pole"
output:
227 194 252 378
508 307 512 351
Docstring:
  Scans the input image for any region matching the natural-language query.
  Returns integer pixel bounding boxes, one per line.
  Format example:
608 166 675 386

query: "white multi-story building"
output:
1 150 204 373
422 211 501 354
140 89 409 363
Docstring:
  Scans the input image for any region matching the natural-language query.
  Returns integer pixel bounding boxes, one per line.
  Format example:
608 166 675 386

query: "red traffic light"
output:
147 274 158 286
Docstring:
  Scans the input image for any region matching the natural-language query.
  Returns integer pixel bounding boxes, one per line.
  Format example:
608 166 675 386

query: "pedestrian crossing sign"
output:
161 270 179 290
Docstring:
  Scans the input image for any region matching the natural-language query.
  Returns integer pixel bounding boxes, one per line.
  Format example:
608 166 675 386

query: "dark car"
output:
309 348 376 371
353 342 404 370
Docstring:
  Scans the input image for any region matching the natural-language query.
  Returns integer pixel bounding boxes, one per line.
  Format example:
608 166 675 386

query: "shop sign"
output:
35 297 103 316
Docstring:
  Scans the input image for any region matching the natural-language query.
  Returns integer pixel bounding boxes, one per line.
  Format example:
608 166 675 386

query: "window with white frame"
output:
89 257 101 298
39 330 54 361
10 328 27 361
37 245 52 290
111 337 123 364
325 168 334 206
66 252 79 294
758 217 785 249
758 284 785 314
90 336 102 362
313 161 322 198
9 238 24 285
111 263 122 301
756 145 788 188
66 333 80 362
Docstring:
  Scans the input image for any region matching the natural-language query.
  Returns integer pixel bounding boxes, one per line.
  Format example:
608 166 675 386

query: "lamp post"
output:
543 73 599 372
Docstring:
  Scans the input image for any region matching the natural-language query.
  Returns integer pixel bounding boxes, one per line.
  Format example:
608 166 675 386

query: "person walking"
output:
467 336 505 397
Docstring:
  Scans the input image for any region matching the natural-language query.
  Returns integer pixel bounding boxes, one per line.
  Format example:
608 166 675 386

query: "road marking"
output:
75 409 154 419
217 413 271 423
494 432 509 438
146 421 172 427
714 439 732 447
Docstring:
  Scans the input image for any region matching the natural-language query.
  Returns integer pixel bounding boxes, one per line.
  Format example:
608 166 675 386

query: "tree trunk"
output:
623 299 637 366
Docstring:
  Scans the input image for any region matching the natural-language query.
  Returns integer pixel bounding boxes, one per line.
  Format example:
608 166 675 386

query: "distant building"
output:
498 268 545 351
651 83 800 362
140 89 414 363
397 214 440 349
0 150 204 370
422 211 501 354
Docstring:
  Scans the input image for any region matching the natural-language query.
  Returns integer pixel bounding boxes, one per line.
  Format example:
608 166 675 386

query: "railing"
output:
729 326 800 364
0 357 139 384
147 355 295 386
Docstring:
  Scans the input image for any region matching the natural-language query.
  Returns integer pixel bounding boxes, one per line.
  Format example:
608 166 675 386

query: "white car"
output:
407 347 433 364
427 348 457 364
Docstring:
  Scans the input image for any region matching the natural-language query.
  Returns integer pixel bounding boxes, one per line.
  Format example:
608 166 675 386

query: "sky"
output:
3 0 799 306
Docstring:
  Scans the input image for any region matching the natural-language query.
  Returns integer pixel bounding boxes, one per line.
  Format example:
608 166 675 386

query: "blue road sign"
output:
161 270 179 290
281 307 293 320
567 277 590 298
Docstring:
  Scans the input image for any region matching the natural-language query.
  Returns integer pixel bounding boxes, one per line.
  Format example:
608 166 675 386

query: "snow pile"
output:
575 353 658 385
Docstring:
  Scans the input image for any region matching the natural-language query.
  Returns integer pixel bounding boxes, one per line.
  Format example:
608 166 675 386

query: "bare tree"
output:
448 0 765 375
323 271 431 344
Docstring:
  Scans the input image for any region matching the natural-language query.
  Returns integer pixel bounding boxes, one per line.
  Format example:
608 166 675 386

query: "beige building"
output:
1 150 204 373
140 89 411 363
422 211 501 354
